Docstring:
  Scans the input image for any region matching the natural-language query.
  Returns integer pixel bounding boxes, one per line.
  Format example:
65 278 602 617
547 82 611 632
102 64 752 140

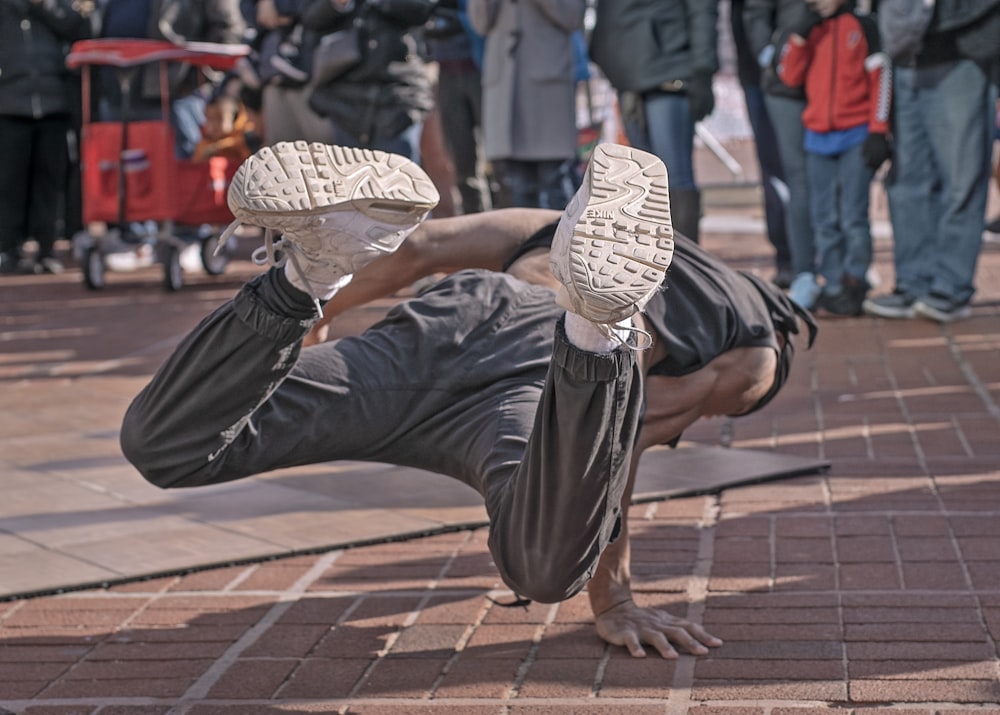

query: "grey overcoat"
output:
468 0 585 162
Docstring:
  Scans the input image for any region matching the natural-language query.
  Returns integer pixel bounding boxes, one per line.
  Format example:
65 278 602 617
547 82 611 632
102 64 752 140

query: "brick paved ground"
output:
1 201 1000 712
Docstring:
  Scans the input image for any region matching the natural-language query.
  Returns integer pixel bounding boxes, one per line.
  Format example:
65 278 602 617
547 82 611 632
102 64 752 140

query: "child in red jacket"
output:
777 0 891 316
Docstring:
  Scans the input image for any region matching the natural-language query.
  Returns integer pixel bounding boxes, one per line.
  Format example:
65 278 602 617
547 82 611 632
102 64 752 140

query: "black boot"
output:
670 188 702 244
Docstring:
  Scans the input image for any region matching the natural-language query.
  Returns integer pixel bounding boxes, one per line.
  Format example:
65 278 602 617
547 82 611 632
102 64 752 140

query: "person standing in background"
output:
303 0 435 162
589 0 718 244
425 0 491 215
730 0 793 288
467 0 585 210
987 98 1000 235
242 0 339 147
777 0 892 317
863 0 1000 322
0 0 97 275
744 0 833 308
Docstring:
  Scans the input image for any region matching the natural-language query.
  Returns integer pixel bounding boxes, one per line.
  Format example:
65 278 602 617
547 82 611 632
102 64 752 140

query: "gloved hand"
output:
789 8 823 39
862 132 892 170
686 69 715 123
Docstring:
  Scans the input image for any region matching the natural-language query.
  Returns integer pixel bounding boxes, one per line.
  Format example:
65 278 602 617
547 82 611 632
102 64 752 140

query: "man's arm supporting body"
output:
589 342 776 657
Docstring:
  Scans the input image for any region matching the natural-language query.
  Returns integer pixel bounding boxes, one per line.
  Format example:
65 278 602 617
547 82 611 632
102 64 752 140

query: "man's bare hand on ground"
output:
594 599 723 658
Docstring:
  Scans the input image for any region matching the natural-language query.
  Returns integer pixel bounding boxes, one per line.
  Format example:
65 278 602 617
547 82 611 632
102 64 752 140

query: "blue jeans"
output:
764 94 815 276
501 158 578 210
621 90 696 192
743 82 791 269
171 94 207 160
885 60 995 304
806 141 874 292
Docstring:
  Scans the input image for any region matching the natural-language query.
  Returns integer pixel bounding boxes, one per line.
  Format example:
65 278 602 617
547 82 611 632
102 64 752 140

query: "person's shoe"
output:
985 215 1000 234
32 256 65 275
224 141 439 312
816 275 866 317
549 142 674 337
913 292 972 323
862 289 918 319
773 265 793 290
788 272 821 311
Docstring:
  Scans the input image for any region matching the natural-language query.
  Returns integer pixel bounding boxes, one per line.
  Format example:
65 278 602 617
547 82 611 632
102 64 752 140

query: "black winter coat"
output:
588 0 719 94
302 0 433 143
0 0 96 118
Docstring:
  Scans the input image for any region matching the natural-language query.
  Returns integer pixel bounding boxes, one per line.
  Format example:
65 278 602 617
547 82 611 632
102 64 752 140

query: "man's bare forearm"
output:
588 517 633 614
587 450 643 615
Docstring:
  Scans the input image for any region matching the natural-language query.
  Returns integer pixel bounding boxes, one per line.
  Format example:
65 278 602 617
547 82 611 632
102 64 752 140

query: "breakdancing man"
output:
122 141 815 658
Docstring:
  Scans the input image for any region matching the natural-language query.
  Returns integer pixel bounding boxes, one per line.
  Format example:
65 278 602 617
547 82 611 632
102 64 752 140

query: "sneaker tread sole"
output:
229 141 439 226
555 143 674 323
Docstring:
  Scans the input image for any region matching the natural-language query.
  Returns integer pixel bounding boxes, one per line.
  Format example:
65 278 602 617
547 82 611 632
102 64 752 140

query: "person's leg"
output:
171 94 207 159
919 60 992 306
765 94 814 277
487 142 673 601
503 159 540 208
805 150 841 300
122 144 441 485
0 116 32 271
634 91 696 191
633 91 700 242
837 142 874 285
438 65 489 214
742 82 791 277
883 66 936 299
536 158 577 210
28 114 71 270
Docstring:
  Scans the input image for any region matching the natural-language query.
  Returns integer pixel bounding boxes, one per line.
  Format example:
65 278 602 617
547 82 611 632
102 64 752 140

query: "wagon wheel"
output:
83 246 106 290
163 244 184 291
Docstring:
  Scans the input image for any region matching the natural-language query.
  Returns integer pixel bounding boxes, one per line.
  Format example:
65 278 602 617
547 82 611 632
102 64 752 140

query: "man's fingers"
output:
644 630 679 659
647 614 724 656
595 602 722 658
623 633 647 658
686 622 724 648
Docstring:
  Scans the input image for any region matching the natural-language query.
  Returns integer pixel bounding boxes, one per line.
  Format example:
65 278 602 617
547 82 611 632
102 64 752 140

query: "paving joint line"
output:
665 494 719 715
172 549 344 708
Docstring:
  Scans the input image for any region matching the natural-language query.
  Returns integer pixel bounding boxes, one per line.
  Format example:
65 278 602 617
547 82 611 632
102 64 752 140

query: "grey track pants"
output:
121 268 643 603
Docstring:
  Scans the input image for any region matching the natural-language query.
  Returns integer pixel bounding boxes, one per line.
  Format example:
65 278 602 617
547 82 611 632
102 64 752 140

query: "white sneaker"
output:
550 143 674 331
224 141 439 311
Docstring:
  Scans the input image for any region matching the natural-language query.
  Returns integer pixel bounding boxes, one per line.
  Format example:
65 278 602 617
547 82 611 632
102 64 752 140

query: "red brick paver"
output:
2 202 1000 713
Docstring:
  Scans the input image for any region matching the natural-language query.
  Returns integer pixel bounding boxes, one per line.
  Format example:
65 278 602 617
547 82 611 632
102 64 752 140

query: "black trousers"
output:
121 268 644 603
0 114 70 259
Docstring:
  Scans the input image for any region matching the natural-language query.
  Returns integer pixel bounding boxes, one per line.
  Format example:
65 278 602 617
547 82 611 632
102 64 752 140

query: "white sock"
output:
564 311 631 353
284 262 353 300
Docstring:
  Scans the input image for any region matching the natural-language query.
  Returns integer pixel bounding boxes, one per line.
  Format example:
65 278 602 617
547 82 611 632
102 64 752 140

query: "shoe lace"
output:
597 321 653 351
219 219 325 319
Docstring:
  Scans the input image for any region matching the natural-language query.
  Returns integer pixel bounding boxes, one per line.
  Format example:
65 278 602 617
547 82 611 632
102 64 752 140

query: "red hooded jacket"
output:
777 10 891 135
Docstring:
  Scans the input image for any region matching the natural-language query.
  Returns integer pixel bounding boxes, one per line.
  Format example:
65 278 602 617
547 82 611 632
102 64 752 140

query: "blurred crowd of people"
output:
0 0 997 323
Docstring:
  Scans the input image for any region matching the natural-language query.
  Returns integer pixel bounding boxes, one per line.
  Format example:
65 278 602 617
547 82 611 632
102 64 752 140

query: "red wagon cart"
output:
66 38 251 290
